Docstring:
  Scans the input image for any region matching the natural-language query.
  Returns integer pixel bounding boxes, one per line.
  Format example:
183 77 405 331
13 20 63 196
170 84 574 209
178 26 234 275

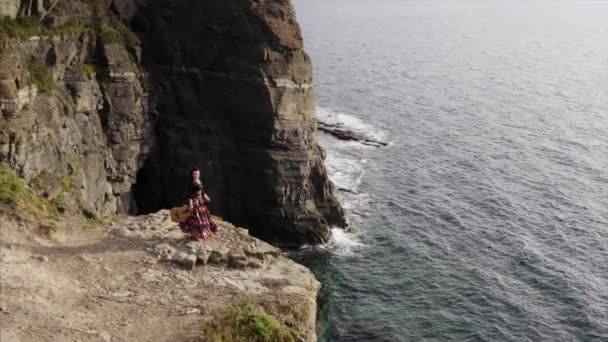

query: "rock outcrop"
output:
0 210 321 341
318 120 389 147
128 0 346 246
0 30 152 217
0 0 347 246
0 0 19 19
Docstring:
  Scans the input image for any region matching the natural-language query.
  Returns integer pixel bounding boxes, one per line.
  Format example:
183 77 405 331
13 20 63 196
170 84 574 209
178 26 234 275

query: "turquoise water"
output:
292 1 608 341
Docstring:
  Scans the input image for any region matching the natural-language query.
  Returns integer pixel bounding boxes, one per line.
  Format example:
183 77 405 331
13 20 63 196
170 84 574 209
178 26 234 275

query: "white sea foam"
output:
301 228 365 255
324 150 374 216
327 227 365 256
315 107 381 255
324 151 366 192
305 227 366 257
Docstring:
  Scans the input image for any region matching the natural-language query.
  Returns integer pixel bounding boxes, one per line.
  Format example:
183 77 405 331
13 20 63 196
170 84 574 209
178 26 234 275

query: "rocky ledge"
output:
318 120 388 147
110 211 294 272
0 211 320 341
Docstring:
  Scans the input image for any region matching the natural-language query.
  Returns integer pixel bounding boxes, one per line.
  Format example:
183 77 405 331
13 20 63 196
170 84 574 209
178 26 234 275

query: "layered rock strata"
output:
0 0 347 246
129 0 347 246
0 30 152 217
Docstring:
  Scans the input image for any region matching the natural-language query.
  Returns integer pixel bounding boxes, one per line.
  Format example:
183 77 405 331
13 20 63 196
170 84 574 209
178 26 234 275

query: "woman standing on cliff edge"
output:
179 167 218 239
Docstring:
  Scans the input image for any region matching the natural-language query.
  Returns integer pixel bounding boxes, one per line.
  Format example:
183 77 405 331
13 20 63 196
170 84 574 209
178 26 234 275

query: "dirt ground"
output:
0 210 319 342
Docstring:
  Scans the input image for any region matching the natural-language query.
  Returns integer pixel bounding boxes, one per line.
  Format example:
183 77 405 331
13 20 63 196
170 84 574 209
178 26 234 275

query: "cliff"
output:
0 0 346 247
0 209 320 341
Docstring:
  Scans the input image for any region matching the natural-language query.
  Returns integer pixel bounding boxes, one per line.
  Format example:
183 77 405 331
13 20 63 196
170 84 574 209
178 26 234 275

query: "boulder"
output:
0 0 19 19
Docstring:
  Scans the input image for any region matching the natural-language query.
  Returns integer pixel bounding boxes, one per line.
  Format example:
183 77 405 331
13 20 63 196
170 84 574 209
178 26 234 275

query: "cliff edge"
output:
0 210 320 341
0 0 347 247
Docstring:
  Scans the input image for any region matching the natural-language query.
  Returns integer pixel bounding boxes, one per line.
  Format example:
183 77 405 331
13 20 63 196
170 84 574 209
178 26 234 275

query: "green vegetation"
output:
27 62 56 94
78 64 96 80
86 215 113 226
0 17 45 40
0 17 90 42
99 20 138 45
96 20 141 77
0 164 29 208
51 193 66 213
205 304 296 342
25 169 73 215
60 174 74 192
0 164 59 219
0 15 140 81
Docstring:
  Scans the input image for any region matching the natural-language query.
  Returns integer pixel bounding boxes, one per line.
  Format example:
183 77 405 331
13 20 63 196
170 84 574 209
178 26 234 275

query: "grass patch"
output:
86 215 113 226
16 168 68 217
96 21 141 78
99 20 137 46
60 174 73 192
51 193 66 213
27 62 55 94
0 17 90 42
0 16 45 40
0 164 28 208
205 304 295 342
0 164 60 219
77 64 96 80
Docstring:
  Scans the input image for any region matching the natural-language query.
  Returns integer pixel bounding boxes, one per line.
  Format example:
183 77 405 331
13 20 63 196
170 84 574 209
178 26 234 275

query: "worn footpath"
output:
0 211 319 342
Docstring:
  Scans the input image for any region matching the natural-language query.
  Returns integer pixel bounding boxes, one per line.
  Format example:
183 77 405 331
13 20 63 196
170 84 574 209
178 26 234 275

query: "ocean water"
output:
291 0 608 341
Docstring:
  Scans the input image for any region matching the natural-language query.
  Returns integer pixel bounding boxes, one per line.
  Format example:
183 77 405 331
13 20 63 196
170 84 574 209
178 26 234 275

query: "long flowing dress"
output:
179 185 218 239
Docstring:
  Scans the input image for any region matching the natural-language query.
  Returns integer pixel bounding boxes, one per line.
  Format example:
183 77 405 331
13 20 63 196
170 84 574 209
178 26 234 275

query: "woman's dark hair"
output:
188 182 203 197
187 168 203 198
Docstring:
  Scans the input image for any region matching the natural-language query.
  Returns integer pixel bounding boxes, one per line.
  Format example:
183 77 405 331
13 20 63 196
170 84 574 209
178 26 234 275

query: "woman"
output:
179 168 218 239
190 167 211 203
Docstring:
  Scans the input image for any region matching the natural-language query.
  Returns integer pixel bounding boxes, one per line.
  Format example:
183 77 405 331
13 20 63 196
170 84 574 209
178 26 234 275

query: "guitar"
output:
170 205 191 223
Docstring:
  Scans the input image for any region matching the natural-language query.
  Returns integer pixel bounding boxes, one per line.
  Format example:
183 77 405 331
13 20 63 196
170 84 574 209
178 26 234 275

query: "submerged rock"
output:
318 120 388 147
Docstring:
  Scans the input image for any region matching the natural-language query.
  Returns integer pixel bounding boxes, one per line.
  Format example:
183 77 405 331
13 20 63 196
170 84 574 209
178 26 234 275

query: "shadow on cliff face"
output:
128 0 346 247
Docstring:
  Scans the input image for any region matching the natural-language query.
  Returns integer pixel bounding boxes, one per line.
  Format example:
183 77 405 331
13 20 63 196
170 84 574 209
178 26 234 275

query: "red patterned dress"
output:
179 185 218 239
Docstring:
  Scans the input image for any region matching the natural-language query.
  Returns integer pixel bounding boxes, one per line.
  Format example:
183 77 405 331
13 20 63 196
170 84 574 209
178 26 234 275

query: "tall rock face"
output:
129 0 346 246
0 24 152 217
0 0 346 246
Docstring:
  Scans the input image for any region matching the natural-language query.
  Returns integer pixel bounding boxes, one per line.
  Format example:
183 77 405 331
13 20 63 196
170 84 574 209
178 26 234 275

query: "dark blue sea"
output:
291 0 608 341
